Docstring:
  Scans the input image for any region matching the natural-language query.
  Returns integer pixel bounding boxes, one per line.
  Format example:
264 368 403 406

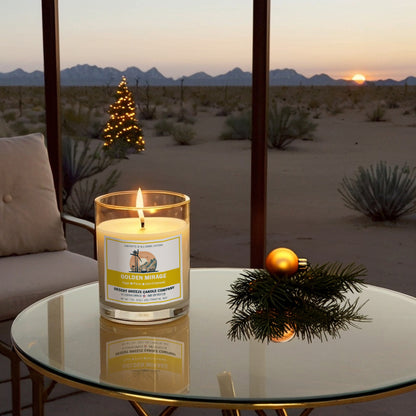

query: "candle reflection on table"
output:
100 315 189 394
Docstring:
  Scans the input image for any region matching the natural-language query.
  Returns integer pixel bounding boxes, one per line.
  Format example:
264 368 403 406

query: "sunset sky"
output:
1 0 415 81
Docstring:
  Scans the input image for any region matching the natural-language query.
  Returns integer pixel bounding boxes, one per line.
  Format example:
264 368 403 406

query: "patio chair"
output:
0 133 98 416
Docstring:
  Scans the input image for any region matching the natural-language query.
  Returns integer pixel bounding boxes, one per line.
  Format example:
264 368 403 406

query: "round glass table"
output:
11 268 416 416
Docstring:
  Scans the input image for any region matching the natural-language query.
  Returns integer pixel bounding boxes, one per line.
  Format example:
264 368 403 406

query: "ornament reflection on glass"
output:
270 325 295 343
100 315 189 394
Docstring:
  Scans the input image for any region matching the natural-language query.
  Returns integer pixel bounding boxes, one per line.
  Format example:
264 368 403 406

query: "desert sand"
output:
67 105 416 298
0 88 407 415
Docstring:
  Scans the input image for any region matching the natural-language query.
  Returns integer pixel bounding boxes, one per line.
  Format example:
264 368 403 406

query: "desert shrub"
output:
220 111 251 140
62 136 120 220
220 105 316 148
62 105 102 137
311 110 322 119
338 161 416 221
307 97 321 111
216 107 232 117
65 175 119 221
0 118 14 136
92 108 102 118
326 101 344 115
172 124 196 145
268 104 317 149
366 104 387 122
24 107 46 123
9 120 31 136
139 104 157 120
387 99 400 109
3 110 18 122
160 107 176 118
138 82 157 120
154 118 174 136
176 108 195 124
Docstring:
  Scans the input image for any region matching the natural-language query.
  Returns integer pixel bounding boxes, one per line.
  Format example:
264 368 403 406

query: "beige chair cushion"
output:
0 250 97 321
0 133 66 256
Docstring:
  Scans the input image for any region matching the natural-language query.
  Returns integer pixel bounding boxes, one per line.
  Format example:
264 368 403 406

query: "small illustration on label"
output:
104 235 183 305
129 250 157 272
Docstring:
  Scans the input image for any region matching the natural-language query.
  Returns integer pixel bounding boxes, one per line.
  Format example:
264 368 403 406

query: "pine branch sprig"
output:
291 298 370 342
227 263 370 343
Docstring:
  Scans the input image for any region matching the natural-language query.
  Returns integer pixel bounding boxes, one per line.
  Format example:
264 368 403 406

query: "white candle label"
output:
103 235 183 305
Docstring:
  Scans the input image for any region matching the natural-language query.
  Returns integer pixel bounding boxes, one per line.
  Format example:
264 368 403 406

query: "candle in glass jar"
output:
97 217 189 311
95 190 190 324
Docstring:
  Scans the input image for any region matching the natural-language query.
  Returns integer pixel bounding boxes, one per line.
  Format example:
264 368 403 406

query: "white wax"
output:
97 217 188 240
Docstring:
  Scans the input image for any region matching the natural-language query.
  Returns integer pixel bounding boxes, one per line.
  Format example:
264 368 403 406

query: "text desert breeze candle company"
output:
95 189 190 324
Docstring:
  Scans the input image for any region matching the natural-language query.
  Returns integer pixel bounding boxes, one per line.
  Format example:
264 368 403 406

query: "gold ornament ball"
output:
265 247 299 275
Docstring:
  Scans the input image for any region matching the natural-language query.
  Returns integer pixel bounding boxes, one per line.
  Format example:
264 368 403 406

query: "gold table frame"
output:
14 340 416 416
12 271 416 416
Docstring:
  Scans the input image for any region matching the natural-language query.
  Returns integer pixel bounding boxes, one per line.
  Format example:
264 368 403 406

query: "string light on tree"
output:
102 76 145 158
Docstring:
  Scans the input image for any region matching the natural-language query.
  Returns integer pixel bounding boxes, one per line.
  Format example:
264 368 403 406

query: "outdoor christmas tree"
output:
103 76 145 157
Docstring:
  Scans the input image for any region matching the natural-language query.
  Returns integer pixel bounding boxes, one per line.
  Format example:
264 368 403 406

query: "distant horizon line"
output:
1 64 415 83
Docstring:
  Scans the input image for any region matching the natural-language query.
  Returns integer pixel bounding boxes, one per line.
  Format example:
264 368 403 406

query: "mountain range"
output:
0 64 415 87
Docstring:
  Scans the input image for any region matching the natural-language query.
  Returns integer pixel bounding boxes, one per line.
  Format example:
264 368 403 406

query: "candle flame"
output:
136 188 145 228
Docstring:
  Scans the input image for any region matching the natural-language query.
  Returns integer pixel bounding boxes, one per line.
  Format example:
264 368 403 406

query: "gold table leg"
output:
159 407 178 416
28 368 44 416
222 410 241 416
275 409 314 416
129 402 313 416
10 349 21 416
130 401 178 416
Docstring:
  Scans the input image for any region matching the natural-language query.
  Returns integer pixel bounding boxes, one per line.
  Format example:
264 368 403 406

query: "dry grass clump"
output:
366 104 387 122
220 103 317 149
171 123 196 145
220 111 251 141
339 161 416 221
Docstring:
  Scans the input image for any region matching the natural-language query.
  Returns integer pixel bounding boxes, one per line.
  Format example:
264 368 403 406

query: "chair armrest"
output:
61 213 96 237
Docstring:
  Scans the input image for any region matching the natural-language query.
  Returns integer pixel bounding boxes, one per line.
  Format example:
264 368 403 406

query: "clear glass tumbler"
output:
95 190 190 324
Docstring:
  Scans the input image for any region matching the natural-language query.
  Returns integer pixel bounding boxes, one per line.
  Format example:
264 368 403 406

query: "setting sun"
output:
352 73 366 84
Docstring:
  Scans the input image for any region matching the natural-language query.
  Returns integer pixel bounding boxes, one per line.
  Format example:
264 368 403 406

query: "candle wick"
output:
140 218 145 229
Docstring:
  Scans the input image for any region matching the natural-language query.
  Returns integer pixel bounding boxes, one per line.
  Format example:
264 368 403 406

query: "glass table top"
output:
11 268 416 408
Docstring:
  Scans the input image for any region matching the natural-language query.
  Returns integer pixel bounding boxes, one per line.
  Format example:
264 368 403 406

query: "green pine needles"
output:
227 263 370 343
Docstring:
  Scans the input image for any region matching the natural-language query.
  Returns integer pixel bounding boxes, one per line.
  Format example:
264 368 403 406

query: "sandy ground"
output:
63 106 416 415
69 106 416 295
10 105 415 415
